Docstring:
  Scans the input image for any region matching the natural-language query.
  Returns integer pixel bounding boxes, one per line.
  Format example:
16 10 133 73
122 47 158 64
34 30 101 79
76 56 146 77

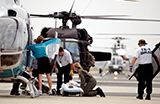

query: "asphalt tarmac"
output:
0 71 160 104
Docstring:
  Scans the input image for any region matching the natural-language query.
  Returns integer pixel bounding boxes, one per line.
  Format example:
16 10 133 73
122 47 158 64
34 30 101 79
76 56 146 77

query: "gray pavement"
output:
0 70 160 104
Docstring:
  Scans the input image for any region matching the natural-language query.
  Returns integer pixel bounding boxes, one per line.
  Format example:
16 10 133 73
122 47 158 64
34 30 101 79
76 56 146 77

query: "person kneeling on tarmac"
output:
73 62 105 97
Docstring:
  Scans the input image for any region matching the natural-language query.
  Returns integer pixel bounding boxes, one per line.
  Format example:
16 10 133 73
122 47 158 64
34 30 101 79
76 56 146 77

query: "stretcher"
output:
60 80 83 96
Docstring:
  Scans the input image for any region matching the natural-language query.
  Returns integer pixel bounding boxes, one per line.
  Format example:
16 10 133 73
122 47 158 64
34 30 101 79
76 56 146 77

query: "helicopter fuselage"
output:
0 0 33 80
41 26 93 69
0 17 33 80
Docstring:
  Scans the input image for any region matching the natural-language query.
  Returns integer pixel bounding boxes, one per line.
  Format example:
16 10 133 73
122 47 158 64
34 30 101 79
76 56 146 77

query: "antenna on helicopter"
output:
69 0 81 28
69 0 75 14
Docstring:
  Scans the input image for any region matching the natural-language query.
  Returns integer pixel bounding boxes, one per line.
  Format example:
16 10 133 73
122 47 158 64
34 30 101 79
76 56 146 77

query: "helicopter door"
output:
26 24 33 68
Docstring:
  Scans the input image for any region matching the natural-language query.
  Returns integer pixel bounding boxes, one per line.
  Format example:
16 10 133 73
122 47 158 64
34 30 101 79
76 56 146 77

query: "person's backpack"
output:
88 53 95 67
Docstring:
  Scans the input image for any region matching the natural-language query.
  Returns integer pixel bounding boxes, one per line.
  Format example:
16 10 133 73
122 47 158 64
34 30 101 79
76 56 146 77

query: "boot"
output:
97 88 105 97
136 95 143 100
10 83 20 95
145 94 151 100
10 89 20 96
96 87 101 91
56 90 61 95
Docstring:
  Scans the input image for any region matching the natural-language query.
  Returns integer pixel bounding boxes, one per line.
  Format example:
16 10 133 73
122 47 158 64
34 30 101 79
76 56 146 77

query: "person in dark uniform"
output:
130 39 153 100
10 83 20 95
83 48 95 72
73 62 105 97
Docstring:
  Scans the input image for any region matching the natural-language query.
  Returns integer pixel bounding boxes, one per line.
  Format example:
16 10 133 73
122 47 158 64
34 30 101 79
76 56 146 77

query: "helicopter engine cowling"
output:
78 29 93 44
46 27 79 39
78 29 88 40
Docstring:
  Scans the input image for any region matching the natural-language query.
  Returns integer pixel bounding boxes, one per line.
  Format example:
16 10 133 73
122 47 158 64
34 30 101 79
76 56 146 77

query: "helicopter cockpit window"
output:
65 42 80 62
65 42 79 55
111 56 123 65
0 18 26 67
0 18 24 52
117 56 123 65
112 57 115 65
121 43 126 49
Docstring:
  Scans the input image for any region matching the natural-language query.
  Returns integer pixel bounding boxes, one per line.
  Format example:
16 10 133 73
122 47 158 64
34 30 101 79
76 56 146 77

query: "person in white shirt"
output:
55 47 73 95
130 39 153 100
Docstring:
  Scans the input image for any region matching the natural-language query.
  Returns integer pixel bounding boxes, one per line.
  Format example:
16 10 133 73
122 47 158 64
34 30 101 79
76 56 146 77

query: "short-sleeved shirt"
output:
134 45 152 64
57 49 73 67
27 39 57 59
27 43 47 59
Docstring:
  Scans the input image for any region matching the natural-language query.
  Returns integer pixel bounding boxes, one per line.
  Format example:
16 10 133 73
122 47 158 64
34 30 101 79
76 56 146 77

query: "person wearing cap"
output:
130 39 153 100
27 36 56 95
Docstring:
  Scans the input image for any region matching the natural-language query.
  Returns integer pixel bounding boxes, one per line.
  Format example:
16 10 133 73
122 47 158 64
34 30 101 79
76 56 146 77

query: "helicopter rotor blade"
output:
81 17 160 22
94 37 128 40
91 46 112 49
30 12 160 23
30 14 128 18
81 15 129 18
30 14 54 18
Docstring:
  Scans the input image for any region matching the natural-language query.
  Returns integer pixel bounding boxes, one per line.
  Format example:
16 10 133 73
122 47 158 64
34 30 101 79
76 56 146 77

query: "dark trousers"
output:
11 71 37 93
56 64 70 92
11 83 20 93
137 64 153 95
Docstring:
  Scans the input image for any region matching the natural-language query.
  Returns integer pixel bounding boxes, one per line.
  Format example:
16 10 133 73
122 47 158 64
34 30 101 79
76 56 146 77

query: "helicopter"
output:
95 36 129 60
94 36 130 77
29 0 160 71
0 0 61 98
101 52 130 77
30 1 113 70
